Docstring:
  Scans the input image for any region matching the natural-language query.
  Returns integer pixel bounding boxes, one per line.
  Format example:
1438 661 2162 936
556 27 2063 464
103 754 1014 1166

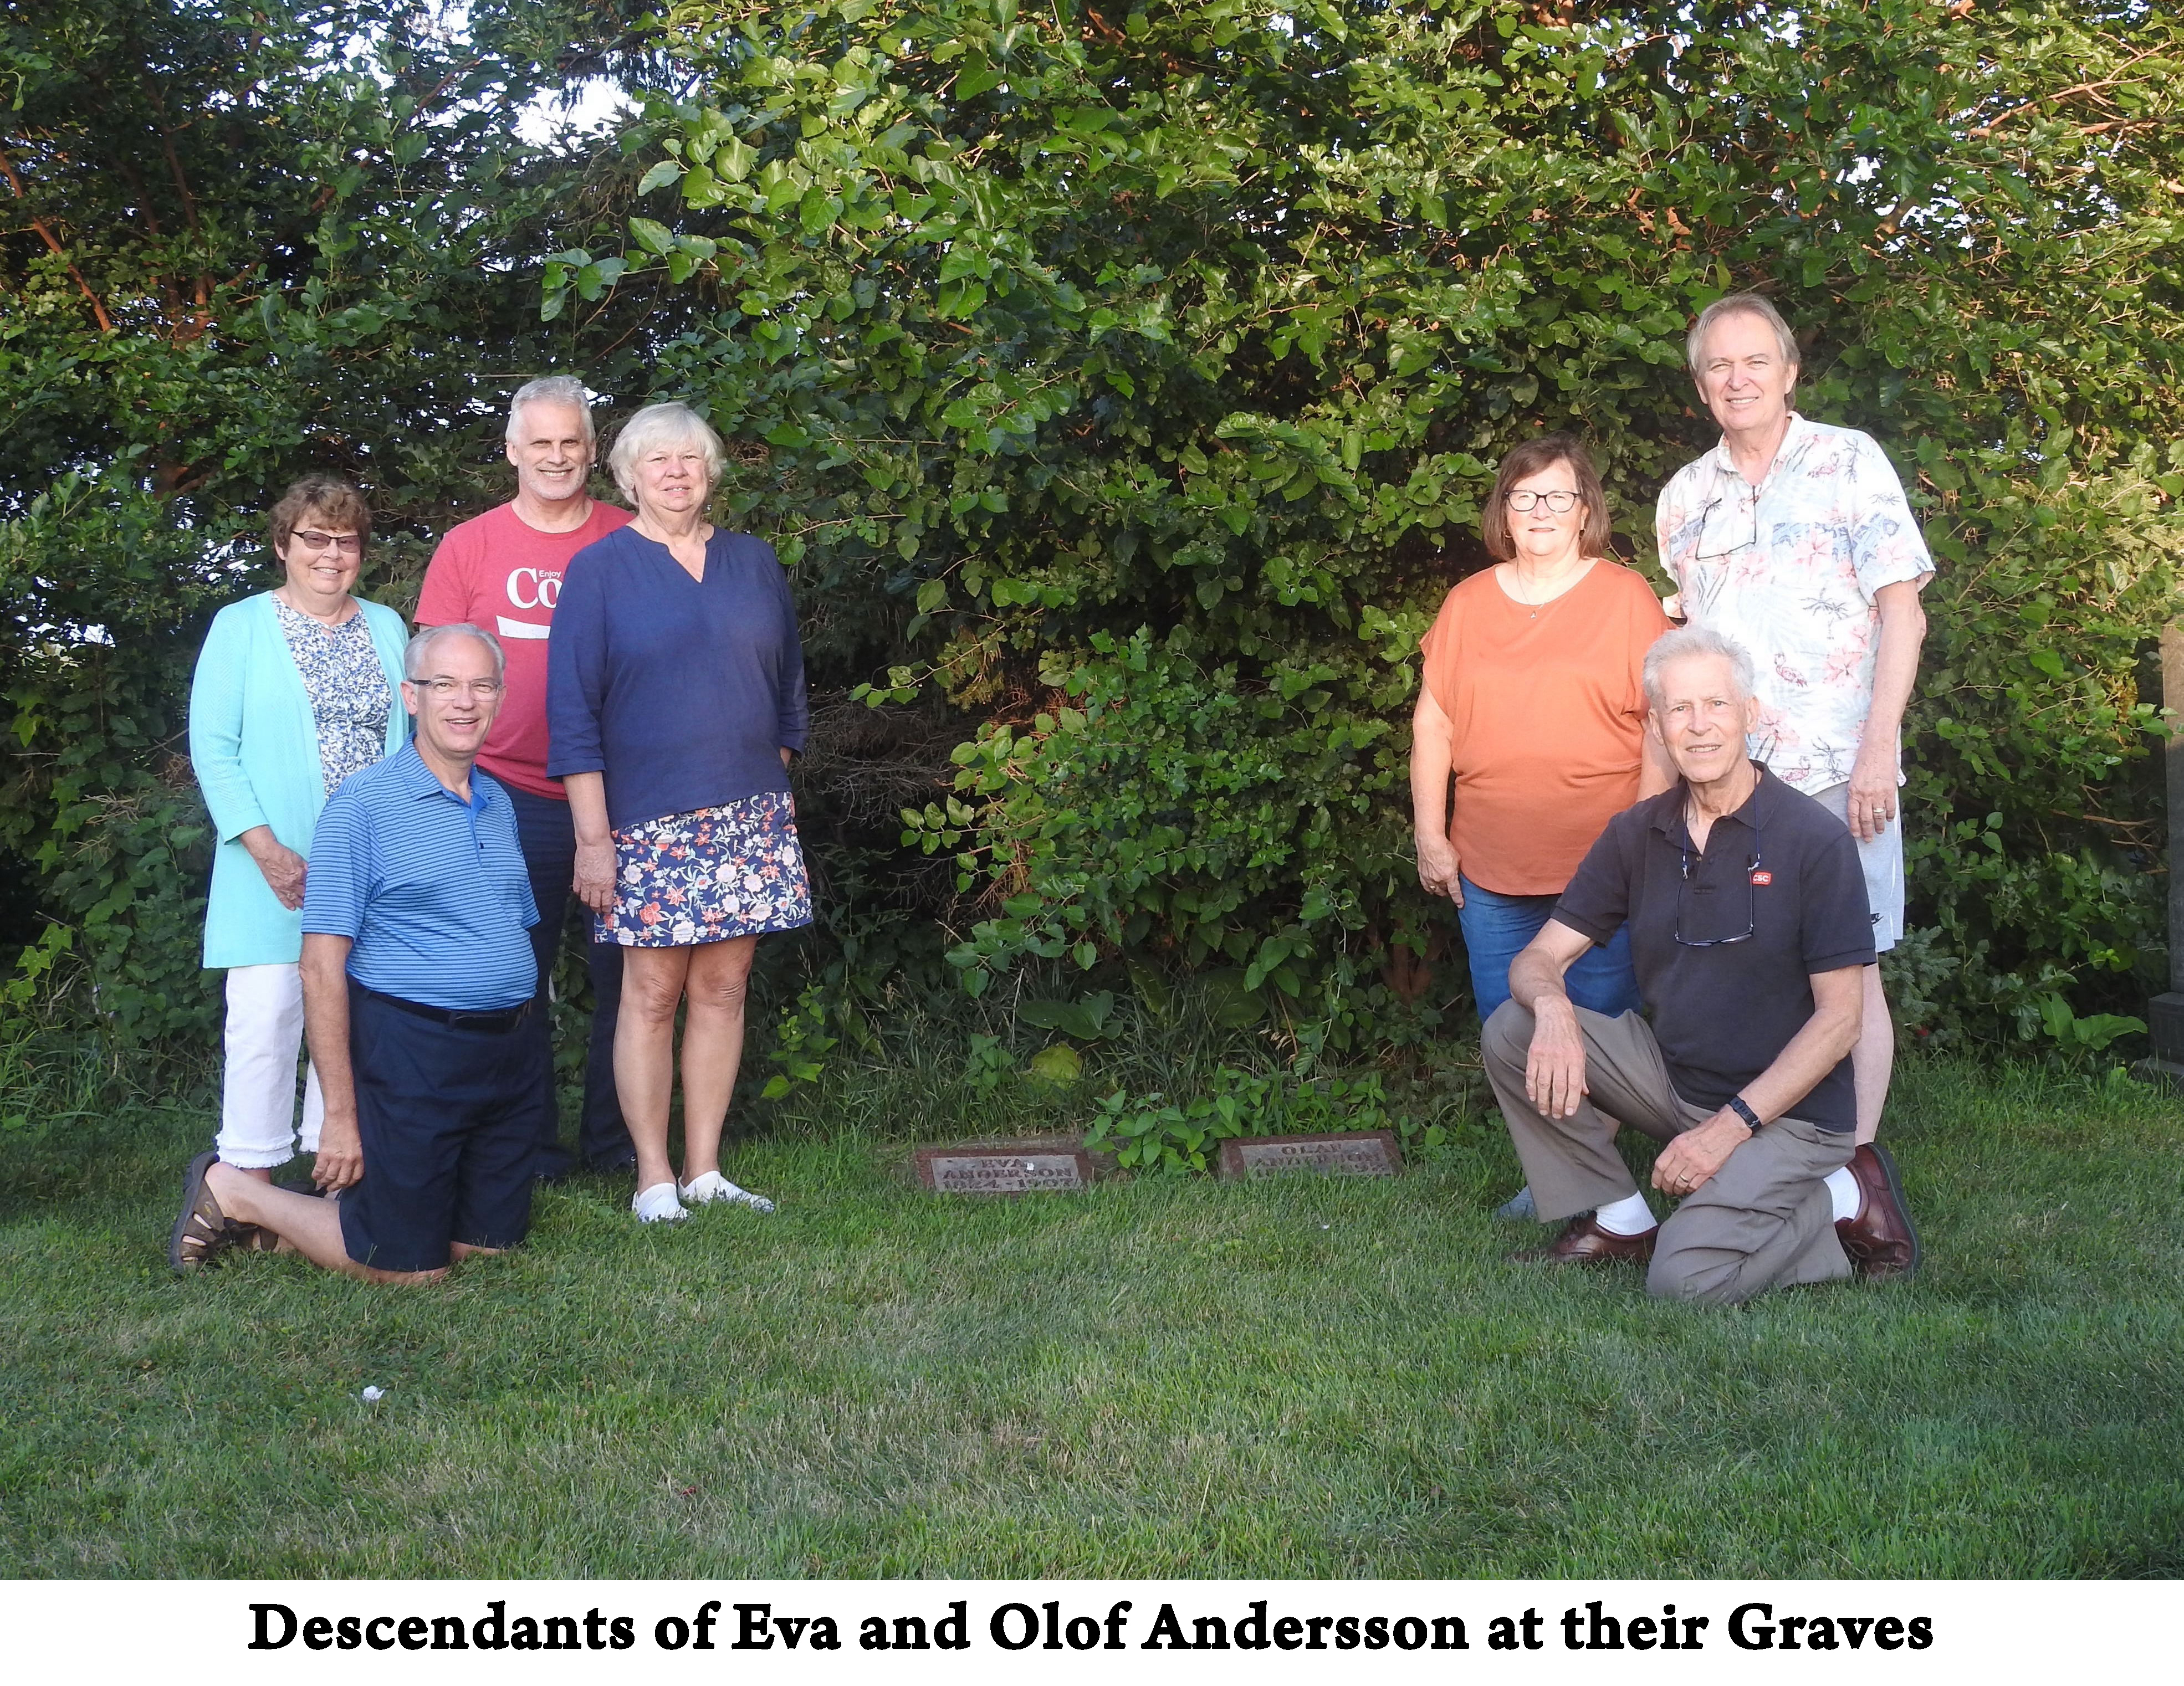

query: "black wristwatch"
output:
1726 1096 1762 1134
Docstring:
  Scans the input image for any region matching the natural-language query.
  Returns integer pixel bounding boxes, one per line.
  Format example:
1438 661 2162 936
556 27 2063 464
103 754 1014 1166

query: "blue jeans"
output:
1457 875 1641 1022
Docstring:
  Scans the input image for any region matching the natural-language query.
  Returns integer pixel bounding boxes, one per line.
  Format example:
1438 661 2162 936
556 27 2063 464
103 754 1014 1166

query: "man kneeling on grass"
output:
170 624 546 1282
1483 626 1919 1304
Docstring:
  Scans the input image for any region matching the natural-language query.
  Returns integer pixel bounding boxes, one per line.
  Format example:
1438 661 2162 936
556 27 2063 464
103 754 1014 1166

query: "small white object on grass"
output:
361 1386 386 1403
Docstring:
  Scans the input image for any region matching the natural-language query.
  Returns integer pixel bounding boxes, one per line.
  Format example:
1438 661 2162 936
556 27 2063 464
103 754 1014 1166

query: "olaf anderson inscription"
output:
1216 1131 1402 1181
914 1145 1094 1195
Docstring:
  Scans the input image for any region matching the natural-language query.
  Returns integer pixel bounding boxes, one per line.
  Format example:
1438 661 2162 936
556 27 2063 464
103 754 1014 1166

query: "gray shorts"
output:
1809 781 1904 954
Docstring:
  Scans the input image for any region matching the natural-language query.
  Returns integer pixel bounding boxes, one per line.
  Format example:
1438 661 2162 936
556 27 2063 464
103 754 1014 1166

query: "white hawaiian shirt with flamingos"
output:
1654 413 1934 795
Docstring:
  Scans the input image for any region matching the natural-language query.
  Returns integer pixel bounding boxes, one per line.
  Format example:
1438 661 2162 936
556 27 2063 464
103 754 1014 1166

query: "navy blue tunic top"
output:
545 526 811 831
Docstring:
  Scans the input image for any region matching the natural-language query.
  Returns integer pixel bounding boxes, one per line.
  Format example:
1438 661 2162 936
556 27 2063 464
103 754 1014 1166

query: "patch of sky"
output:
516 78 633 145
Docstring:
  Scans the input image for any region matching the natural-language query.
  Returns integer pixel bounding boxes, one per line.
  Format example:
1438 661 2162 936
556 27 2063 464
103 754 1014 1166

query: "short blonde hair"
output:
606 402 725 501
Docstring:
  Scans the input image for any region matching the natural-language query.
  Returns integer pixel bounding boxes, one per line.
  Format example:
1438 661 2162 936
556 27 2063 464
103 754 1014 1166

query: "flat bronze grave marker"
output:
1216 1130 1402 1181
914 1144 1094 1195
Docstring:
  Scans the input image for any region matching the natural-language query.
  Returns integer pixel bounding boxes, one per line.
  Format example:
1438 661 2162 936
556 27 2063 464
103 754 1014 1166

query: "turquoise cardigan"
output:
188 592 411 969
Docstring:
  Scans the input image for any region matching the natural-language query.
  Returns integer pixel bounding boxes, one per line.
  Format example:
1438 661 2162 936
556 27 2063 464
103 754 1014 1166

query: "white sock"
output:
1825 1165 1862 1223
1593 1191 1658 1236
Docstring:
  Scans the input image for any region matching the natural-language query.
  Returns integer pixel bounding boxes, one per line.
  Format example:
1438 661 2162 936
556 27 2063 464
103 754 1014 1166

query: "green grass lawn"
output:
2 1039 2180 1579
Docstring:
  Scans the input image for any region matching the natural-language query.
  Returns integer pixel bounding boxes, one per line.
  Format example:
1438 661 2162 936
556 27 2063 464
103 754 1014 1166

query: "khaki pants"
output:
1482 1001 1855 1305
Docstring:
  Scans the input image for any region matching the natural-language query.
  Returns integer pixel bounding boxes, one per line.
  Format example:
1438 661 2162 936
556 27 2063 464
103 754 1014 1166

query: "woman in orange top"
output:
1412 432 1673 1068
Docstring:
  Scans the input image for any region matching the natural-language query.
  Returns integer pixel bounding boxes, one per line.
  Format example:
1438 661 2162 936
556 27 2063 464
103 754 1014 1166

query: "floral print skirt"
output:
599 792 814 947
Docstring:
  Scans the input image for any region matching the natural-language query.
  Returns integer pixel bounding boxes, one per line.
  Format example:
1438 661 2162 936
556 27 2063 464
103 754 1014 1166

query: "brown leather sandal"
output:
168 1151 239 1272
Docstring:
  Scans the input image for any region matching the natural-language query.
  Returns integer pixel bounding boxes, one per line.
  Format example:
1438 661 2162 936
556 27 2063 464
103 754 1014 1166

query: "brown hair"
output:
267 475 372 555
1479 433 1613 562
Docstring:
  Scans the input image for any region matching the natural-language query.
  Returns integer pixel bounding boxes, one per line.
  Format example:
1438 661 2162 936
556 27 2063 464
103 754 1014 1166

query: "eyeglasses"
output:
1503 489 1582 513
1674 817 1764 948
416 678 504 699
293 530 364 555
1693 490 1759 560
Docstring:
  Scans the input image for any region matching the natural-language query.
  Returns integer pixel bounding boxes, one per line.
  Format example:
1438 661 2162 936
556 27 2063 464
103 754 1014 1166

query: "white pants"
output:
217 963 325 1169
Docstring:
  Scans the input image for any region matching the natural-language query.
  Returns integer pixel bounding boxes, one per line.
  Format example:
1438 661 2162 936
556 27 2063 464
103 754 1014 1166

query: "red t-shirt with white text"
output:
415 500 633 798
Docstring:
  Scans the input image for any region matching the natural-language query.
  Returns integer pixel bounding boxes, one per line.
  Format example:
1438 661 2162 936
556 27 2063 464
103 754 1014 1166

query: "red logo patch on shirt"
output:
1750 870 1773 886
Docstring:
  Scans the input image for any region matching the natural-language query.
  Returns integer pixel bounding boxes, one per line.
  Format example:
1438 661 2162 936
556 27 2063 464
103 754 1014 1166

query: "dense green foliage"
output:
4 0 2180 1067
0 0 679 1035
613 0 2182 1056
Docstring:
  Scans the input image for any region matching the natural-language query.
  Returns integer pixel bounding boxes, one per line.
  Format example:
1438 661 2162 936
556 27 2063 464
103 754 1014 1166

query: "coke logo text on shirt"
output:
506 567 561 610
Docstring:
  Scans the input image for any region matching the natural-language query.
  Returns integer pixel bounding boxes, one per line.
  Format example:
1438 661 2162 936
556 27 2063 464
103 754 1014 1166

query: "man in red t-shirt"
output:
416 376 634 1176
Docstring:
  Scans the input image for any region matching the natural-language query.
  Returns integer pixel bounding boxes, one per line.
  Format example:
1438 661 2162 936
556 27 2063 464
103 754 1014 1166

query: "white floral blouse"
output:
274 598 391 796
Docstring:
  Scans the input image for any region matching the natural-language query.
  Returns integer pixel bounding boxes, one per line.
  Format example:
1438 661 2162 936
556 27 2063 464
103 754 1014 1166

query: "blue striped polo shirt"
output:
301 742 539 1011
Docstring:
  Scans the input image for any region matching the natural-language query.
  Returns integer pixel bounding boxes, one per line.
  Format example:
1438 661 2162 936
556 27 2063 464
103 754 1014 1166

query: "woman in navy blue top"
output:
547 402 812 1224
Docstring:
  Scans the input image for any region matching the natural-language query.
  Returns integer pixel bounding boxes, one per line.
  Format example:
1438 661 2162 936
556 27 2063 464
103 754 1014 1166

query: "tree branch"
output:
0 145 115 333
1966 50 2165 141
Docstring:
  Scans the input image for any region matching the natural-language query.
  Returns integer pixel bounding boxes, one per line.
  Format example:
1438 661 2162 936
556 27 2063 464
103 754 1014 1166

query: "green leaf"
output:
956 50 1004 101
1201 970 1266 1029
1026 1043 1083 1085
715 136 757 182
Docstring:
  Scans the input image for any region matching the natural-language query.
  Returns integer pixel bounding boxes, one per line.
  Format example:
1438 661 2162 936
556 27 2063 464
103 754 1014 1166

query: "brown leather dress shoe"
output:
1513 1213 1658 1265
1835 1142 1921 1278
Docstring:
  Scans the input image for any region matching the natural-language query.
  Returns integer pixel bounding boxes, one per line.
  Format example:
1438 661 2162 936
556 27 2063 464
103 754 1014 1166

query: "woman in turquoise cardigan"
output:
188 478 410 1183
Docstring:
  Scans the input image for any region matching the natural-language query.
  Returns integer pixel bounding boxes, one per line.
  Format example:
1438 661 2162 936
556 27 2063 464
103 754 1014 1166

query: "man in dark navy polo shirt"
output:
171 624 548 1282
1482 626 1920 1305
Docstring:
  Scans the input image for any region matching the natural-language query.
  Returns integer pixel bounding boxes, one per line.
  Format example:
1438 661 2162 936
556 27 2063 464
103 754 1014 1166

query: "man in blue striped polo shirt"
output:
170 624 548 1280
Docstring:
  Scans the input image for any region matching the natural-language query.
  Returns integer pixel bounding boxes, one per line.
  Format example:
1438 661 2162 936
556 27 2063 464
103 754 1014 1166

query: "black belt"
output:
359 986 533 1035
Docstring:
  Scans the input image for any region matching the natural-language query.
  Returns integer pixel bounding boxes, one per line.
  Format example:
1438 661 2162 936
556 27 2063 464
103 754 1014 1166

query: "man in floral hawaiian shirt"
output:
1655 292 1932 1160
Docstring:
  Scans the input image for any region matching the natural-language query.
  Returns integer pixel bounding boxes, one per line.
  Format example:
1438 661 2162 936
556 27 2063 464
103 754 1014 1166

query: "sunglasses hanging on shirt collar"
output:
1693 485 1761 560
1675 810 1767 948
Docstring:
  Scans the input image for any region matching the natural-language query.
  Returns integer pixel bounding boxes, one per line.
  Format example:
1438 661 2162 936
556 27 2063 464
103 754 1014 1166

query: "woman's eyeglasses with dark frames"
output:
292 530 364 555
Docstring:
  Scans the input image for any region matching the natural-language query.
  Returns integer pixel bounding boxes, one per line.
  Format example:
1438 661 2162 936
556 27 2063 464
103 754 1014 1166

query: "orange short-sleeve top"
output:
1418 559 1672 896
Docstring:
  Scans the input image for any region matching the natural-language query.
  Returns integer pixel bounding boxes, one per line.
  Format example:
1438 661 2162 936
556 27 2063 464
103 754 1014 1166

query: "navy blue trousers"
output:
338 985 541 1272
505 784 631 1171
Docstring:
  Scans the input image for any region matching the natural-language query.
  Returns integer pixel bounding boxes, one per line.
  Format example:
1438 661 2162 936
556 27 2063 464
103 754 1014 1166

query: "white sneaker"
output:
678 1171 776 1213
632 1181 687 1223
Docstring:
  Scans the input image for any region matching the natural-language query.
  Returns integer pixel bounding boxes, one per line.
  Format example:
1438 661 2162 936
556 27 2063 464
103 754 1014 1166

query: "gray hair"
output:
1686 292 1801 376
505 375 595 444
405 622 506 683
1643 624 1758 712
606 402 725 501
